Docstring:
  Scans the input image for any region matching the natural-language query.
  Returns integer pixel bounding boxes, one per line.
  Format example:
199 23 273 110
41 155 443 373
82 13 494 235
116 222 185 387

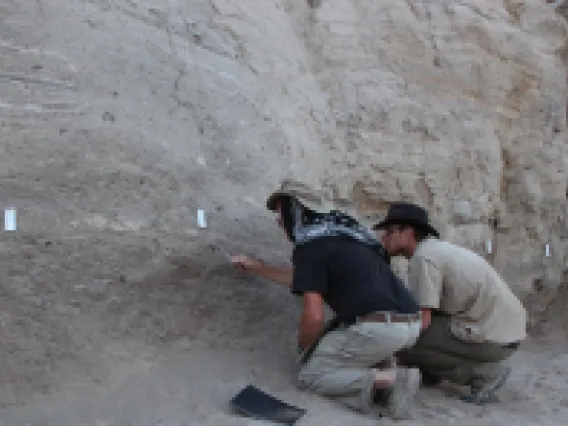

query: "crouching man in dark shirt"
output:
231 180 423 420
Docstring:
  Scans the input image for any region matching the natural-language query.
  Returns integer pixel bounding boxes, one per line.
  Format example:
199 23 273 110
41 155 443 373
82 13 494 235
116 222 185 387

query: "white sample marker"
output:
485 239 492 254
197 209 207 228
4 208 16 231
453 200 472 221
545 244 551 257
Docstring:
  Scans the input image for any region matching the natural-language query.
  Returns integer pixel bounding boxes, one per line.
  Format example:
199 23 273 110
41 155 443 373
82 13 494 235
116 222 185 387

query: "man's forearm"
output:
420 308 432 331
298 303 325 351
256 264 293 287
298 319 324 351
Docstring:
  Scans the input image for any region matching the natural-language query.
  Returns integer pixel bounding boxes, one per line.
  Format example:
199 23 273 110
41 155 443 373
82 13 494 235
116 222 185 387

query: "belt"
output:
341 311 421 327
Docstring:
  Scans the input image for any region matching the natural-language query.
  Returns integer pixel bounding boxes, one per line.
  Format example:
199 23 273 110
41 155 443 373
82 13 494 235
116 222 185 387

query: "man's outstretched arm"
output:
231 254 293 287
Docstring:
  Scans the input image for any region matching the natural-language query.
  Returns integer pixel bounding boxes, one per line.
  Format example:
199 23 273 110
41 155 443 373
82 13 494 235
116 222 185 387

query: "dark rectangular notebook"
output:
230 384 306 425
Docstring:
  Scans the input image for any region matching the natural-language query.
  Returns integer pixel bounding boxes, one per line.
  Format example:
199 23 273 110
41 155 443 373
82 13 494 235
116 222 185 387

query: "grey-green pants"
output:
398 314 519 385
297 320 421 413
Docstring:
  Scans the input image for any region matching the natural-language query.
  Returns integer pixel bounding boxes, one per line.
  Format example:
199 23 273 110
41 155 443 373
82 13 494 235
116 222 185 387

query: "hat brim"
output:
265 183 334 214
372 218 440 238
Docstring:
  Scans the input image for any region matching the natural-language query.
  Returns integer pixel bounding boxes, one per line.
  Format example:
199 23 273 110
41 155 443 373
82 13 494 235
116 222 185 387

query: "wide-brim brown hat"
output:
265 179 334 214
372 201 440 238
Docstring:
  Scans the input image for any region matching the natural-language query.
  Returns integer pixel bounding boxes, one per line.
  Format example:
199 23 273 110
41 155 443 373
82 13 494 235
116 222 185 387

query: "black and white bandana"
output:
282 196 390 263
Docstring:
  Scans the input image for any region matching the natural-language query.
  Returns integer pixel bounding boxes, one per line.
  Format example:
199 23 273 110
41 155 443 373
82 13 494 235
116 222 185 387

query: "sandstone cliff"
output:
0 0 567 422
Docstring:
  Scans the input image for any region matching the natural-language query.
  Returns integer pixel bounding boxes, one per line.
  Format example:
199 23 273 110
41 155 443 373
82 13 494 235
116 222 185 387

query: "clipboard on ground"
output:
230 384 306 425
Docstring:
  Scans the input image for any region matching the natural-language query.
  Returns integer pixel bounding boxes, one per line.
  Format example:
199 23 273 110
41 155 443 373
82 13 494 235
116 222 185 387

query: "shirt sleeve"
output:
291 243 328 297
408 256 442 309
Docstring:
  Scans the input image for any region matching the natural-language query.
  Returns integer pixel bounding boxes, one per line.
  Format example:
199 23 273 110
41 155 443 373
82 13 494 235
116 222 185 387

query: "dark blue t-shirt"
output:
291 236 419 322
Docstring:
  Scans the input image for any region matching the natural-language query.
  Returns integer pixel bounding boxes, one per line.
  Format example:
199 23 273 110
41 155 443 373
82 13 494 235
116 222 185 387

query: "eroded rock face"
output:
0 0 566 406
307 1 567 300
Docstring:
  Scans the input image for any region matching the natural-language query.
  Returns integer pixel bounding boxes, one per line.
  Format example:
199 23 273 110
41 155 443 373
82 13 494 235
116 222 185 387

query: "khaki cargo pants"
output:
398 314 519 385
297 319 421 413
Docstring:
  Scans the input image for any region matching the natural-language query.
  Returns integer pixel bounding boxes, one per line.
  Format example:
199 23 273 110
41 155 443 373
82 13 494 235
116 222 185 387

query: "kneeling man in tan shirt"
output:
374 202 527 405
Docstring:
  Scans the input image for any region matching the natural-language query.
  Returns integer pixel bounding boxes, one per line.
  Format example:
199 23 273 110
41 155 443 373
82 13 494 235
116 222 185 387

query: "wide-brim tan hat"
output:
265 179 334 214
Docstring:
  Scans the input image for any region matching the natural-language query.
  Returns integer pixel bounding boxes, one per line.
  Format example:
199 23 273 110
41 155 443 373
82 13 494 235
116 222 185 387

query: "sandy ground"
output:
0 228 567 426
1 328 568 426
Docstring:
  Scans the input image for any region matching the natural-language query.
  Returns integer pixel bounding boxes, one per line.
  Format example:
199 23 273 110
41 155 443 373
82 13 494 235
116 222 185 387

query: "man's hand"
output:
230 254 293 287
231 254 263 273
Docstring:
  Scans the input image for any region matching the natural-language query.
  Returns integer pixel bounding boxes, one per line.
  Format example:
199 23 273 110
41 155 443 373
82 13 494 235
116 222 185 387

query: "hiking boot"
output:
460 365 511 405
384 367 421 420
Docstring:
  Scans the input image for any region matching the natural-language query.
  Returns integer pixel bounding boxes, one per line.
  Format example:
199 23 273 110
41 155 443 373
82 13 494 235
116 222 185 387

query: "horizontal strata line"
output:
0 72 76 89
